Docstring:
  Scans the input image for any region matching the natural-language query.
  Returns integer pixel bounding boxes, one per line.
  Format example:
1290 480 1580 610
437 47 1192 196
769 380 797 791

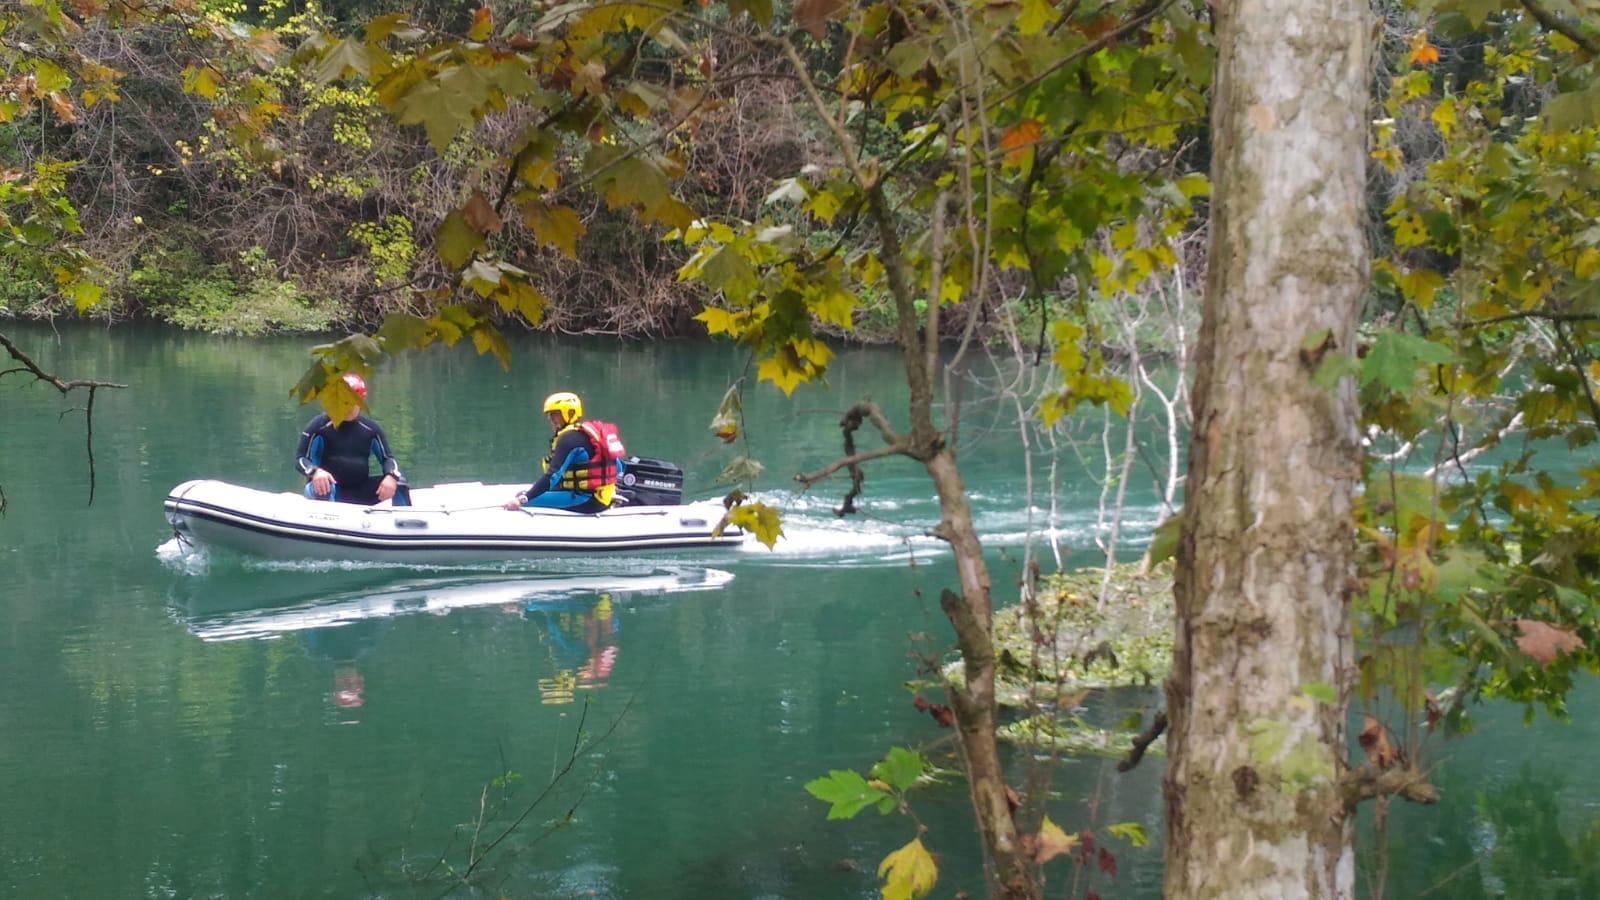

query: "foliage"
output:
1357 4 1600 743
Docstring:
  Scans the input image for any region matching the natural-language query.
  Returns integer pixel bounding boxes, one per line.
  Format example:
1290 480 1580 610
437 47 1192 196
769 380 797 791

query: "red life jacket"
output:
551 420 626 496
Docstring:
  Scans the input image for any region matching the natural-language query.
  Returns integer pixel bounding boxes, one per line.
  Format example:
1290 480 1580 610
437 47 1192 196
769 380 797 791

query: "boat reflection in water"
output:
168 567 735 722
170 567 735 643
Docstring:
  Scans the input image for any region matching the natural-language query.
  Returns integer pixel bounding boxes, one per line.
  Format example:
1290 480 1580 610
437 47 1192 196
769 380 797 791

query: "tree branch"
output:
1340 762 1439 809
1117 710 1167 772
1519 0 1600 58
794 399 909 515
1 329 127 507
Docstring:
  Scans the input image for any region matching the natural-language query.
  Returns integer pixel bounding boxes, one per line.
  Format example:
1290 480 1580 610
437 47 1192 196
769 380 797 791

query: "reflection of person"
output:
503 391 622 513
529 594 620 704
295 373 407 506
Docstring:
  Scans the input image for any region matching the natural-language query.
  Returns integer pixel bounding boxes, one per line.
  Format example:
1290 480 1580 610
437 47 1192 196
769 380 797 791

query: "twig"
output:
1116 711 1166 772
1 330 127 506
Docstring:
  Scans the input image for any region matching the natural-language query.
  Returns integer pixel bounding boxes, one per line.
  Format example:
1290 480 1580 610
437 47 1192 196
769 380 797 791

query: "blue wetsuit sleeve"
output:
526 432 590 498
367 421 403 480
295 416 327 477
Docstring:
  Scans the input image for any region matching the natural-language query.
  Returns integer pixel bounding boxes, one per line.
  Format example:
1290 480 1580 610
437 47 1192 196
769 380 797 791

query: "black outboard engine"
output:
614 456 684 506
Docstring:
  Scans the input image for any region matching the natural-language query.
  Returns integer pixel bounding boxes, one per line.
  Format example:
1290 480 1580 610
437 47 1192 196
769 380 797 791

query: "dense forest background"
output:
3 0 900 338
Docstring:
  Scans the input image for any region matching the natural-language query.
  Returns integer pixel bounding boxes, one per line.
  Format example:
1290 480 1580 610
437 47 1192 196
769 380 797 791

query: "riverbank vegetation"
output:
11 0 1600 898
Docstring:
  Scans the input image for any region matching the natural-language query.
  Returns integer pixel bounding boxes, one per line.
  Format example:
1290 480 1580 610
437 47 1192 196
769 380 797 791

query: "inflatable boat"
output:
163 461 745 564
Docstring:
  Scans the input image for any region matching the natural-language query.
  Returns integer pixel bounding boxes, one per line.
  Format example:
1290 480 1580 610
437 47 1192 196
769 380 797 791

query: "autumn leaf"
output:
1407 30 1439 67
1000 119 1042 167
722 500 783 548
462 191 503 234
467 5 494 41
1513 619 1584 666
1032 816 1079 865
794 0 843 40
878 838 937 900
1357 714 1402 768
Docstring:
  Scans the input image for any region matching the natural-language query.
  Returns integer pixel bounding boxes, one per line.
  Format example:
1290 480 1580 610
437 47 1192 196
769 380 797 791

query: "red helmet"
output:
342 372 368 399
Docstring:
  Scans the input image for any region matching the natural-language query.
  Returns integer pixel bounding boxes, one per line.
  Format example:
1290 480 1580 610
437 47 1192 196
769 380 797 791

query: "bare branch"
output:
794 399 911 516
1 329 127 506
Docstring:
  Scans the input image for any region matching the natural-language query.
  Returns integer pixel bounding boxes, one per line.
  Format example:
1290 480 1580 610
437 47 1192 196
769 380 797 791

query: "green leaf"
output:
1107 821 1150 847
871 747 925 792
434 209 486 269
803 769 891 820
315 38 371 83
1361 330 1453 391
1301 682 1337 705
1145 514 1181 566
376 313 433 351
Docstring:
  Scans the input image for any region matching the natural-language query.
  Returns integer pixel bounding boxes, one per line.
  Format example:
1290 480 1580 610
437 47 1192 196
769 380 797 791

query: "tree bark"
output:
1164 1 1371 898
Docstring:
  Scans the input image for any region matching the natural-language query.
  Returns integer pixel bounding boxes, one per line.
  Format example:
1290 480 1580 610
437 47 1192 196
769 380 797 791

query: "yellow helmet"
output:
543 391 582 425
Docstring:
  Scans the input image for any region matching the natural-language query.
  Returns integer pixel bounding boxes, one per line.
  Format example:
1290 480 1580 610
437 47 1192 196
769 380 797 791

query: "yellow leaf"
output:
1577 247 1600 280
1430 99 1456 138
695 307 741 337
1033 816 1079 865
723 500 783 548
757 354 806 395
805 190 842 224
877 837 937 900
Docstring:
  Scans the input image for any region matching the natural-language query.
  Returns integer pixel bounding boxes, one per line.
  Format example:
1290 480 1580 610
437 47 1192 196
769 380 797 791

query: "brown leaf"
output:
46 92 78 123
1358 714 1402 768
1513 619 1584 666
793 0 843 39
462 191 502 234
1423 689 1442 735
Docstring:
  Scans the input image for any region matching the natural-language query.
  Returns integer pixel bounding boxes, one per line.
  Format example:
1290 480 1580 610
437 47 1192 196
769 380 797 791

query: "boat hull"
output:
163 479 745 564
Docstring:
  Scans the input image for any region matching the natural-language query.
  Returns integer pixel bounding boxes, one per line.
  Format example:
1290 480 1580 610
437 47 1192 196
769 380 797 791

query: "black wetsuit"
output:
295 414 404 506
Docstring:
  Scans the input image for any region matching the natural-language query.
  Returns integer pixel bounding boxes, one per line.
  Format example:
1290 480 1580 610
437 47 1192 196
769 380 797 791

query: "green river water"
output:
1 322 1596 899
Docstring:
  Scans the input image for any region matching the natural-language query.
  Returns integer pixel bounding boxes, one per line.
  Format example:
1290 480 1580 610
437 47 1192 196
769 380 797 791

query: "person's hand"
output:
376 474 397 502
504 492 528 510
311 468 335 498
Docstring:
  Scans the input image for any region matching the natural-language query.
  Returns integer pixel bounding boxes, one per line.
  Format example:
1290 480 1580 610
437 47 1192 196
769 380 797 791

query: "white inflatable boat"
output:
163 477 745 564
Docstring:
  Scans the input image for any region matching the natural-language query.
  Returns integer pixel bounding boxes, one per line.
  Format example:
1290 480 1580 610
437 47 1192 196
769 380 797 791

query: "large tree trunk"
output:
1163 1 1371 897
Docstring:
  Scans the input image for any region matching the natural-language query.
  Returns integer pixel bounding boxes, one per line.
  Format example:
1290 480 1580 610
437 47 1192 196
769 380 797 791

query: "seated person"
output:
295 372 406 506
503 391 623 513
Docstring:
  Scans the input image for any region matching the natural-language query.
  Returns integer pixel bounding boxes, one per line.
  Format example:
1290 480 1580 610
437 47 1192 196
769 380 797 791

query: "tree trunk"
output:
1164 0 1370 897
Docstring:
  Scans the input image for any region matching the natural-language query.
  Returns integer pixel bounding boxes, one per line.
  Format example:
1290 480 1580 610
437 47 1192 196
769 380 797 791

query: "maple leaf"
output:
1406 30 1439 67
794 0 843 40
1513 619 1584 666
462 191 503 234
1032 816 1079 865
999 119 1041 167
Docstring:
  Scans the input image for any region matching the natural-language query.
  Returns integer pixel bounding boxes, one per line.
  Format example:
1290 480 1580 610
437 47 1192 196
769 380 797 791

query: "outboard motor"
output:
614 456 684 506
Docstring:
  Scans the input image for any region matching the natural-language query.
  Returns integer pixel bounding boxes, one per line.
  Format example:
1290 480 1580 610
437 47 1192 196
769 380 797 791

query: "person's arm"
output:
296 416 336 497
365 419 403 501
295 417 323 477
507 432 587 507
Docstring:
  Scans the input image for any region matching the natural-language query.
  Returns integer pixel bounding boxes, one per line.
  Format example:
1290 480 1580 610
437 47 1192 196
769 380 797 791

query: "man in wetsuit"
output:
502 391 622 513
295 372 406 506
